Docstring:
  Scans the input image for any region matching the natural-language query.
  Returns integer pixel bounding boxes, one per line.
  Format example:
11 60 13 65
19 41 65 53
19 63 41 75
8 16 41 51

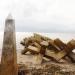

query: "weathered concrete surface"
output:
1 15 18 75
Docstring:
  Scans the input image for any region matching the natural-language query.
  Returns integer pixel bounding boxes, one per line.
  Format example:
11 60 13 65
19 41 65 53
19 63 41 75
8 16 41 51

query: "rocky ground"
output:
18 51 75 75
18 62 75 75
0 51 75 75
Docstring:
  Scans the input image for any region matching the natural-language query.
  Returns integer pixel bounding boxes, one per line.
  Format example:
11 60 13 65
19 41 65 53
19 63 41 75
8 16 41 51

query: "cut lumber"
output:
32 42 41 48
45 49 67 61
45 49 57 61
58 59 70 63
34 33 51 41
20 33 75 63
43 57 51 62
27 45 40 54
67 40 75 63
64 56 72 63
56 50 67 60
68 52 75 62
54 38 66 50
54 39 74 62
33 54 43 64
40 41 49 46
34 33 42 42
67 39 75 49
48 40 61 51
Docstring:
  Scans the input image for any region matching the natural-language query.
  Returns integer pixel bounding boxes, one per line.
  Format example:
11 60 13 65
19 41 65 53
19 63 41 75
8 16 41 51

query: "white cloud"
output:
0 0 75 32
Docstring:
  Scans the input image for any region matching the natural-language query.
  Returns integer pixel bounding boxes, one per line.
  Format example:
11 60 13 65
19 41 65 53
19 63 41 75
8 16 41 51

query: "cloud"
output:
0 0 75 32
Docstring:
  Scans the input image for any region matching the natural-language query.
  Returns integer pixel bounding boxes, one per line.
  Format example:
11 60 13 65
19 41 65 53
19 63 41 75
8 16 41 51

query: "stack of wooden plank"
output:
20 33 75 63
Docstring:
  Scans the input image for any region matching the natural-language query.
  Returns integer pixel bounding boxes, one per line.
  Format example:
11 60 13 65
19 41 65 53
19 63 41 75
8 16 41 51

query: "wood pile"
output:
20 33 75 63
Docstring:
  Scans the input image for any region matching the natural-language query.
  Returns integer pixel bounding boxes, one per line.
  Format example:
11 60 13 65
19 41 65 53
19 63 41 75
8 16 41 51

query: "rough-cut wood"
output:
34 33 42 42
45 49 57 60
32 42 41 48
43 57 51 61
40 41 49 55
45 49 68 61
54 39 73 62
51 40 75 60
27 45 40 53
58 59 70 63
40 41 49 46
51 47 73 61
55 50 67 60
67 40 75 50
33 54 43 64
68 39 75 48
64 56 72 63
68 52 75 62
20 33 75 63
1 14 18 75
49 40 61 51
54 38 66 50
34 33 53 42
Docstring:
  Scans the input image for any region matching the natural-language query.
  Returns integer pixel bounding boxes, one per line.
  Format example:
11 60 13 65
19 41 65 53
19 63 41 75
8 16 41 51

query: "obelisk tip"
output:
7 13 13 19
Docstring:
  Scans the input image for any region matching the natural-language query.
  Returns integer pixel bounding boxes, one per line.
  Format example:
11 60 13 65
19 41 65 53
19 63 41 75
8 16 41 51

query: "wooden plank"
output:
54 38 66 50
56 50 67 60
34 33 42 42
27 45 40 54
45 49 67 61
64 56 72 63
47 39 75 61
40 41 49 55
45 49 57 61
40 41 49 46
68 52 75 62
34 33 51 41
54 39 73 62
33 54 43 64
67 39 75 50
43 57 51 62
58 59 70 63
48 40 61 51
32 42 41 48
67 40 75 63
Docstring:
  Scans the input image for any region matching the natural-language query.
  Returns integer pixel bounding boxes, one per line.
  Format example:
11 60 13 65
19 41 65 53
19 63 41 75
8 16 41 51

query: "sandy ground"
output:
17 50 75 69
17 50 42 66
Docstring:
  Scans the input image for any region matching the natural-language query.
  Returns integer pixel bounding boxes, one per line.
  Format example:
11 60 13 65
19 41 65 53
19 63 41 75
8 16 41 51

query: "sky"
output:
0 0 75 32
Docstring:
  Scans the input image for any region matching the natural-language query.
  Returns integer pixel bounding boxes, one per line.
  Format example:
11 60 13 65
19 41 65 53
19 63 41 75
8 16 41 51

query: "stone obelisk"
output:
1 14 18 75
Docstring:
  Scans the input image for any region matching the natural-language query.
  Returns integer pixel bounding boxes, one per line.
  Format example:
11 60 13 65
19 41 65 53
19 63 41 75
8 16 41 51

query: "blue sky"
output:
0 0 75 33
